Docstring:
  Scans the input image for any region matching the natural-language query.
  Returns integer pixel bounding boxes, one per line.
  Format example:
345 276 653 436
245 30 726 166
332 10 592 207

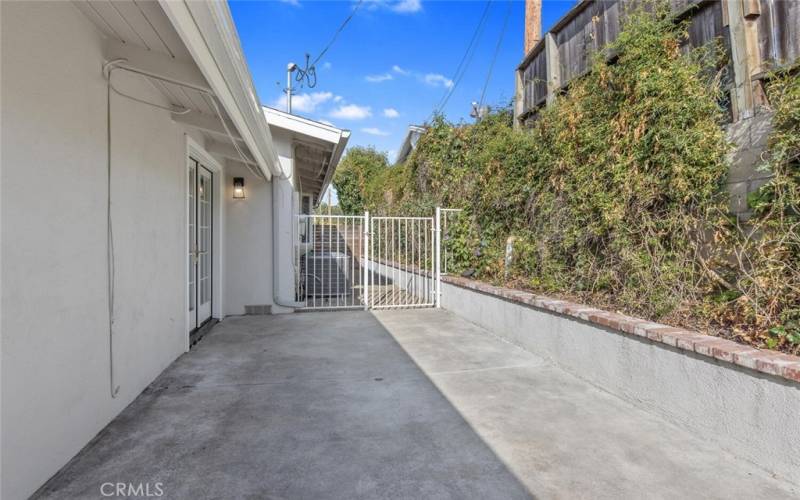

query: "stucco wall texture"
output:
0 2 274 498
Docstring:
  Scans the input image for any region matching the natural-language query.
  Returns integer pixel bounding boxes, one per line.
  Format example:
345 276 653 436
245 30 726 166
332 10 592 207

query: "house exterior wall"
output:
223 126 306 316
0 3 224 498
224 170 274 315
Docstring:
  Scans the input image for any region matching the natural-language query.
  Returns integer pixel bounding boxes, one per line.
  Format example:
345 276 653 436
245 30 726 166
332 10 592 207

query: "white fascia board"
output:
263 107 345 146
159 0 280 180
317 129 350 203
395 125 426 165
262 106 350 199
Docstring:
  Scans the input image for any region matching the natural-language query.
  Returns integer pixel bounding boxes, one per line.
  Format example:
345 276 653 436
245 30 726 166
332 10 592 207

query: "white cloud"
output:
330 104 372 120
388 65 454 90
392 65 410 76
391 0 422 13
333 95 343 102
364 0 422 14
366 73 393 83
423 73 454 89
321 62 332 70
271 91 333 113
279 0 301 6
383 108 400 118
361 127 390 136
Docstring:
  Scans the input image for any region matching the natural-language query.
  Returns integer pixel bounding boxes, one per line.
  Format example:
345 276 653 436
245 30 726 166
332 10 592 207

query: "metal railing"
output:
369 215 436 309
296 214 367 310
295 207 456 310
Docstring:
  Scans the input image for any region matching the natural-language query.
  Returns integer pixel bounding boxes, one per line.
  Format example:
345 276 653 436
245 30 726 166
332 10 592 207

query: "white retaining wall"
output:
441 280 800 483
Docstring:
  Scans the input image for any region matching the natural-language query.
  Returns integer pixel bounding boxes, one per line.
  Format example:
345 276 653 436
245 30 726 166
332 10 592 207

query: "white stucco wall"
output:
224 169 274 315
0 3 224 498
441 281 800 484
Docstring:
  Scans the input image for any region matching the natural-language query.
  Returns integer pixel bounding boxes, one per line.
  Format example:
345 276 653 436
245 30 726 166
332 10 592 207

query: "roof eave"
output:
395 125 426 165
262 107 350 200
159 0 281 180
317 130 350 205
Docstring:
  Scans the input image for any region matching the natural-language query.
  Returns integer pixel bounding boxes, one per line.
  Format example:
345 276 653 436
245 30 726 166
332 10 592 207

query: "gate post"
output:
434 206 441 308
363 211 369 310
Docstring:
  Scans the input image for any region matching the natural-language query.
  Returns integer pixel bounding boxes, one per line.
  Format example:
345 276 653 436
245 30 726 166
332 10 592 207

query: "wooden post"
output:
545 33 560 105
514 68 525 129
524 0 542 56
725 0 761 121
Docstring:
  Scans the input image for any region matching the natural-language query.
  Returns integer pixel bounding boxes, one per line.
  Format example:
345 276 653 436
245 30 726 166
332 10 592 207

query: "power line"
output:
313 0 364 67
478 0 512 110
431 0 491 117
294 0 364 89
428 0 492 121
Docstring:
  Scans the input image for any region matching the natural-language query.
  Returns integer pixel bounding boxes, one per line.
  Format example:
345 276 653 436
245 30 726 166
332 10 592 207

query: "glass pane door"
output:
197 166 212 324
188 158 213 332
188 160 197 331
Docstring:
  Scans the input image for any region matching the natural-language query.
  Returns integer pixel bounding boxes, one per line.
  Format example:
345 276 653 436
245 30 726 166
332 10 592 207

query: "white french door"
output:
188 158 213 331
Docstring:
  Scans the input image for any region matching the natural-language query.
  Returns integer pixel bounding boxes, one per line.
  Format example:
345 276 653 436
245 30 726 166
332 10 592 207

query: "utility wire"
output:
428 0 492 121
313 0 363 68
433 1 491 115
478 0 512 110
295 0 364 88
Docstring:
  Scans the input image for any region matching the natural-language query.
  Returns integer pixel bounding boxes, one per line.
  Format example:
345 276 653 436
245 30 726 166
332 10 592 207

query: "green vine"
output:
333 5 800 353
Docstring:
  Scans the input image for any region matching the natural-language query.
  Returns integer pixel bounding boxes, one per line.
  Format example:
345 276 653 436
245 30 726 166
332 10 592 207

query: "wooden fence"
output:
515 0 800 125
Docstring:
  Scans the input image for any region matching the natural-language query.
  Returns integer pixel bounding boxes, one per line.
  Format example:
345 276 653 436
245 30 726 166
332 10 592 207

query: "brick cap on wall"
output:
443 275 800 384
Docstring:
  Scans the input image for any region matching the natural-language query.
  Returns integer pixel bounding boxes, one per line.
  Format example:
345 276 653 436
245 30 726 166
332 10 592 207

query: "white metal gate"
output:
296 208 443 310
296 214 368 309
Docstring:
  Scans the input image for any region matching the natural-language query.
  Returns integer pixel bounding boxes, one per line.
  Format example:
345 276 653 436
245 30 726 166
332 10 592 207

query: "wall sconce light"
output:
233 177 245 199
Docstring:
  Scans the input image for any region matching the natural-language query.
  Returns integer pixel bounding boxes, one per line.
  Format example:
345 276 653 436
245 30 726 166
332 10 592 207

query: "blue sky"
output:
230 0 576 164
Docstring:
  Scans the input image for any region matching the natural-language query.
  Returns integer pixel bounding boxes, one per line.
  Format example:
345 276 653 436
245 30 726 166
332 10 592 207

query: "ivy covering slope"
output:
332 7 800 353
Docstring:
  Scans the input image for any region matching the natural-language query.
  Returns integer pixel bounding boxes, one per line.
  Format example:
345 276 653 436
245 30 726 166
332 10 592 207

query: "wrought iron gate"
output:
296 209 443 310
368 216 437 309
296 214 367 309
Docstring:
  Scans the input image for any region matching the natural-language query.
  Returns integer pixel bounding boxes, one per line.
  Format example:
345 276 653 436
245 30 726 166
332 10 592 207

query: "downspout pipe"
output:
272 168 304 311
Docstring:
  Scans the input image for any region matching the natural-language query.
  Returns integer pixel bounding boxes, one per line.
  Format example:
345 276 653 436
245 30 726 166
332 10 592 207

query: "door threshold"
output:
189 318 218 348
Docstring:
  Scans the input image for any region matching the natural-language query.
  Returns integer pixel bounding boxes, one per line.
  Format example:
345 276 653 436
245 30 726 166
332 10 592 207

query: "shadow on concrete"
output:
33 311 534 500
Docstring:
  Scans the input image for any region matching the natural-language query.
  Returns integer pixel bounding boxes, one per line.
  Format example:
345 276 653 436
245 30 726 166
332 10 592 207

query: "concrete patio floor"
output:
36 309 797 499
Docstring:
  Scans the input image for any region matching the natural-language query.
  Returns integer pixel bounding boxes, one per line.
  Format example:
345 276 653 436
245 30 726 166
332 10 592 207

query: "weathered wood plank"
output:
757 0 800 68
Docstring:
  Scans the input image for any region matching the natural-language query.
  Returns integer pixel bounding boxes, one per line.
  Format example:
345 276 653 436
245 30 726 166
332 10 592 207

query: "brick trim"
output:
366 257 800 383
442 275 800 384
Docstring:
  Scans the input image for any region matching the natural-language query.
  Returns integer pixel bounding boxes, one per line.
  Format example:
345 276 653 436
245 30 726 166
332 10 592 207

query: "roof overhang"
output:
159 0 281 180
395 125 426 165
263 107 350 202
